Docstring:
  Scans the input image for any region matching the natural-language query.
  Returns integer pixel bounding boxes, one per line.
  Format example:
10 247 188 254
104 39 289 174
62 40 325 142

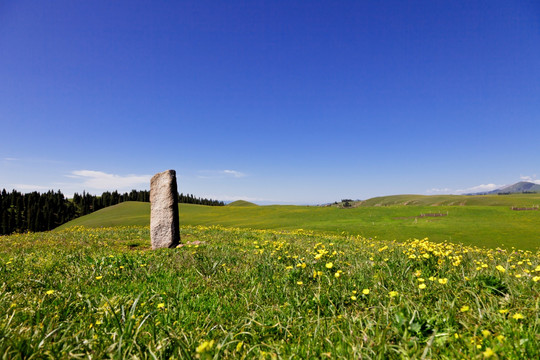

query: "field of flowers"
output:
1 225 539 359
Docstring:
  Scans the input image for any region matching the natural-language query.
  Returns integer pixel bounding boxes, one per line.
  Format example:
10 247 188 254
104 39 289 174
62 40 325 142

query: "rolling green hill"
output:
56 194 540 250
56 202 151 228
226 200 258 207
358 193 540 207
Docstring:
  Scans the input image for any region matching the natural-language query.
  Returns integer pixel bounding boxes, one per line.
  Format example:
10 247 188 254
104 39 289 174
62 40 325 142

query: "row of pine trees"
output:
1 190 76 234
0 189 224 235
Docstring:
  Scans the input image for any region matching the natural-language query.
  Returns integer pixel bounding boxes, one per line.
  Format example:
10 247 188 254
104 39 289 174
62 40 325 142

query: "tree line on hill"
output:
0 189 224 235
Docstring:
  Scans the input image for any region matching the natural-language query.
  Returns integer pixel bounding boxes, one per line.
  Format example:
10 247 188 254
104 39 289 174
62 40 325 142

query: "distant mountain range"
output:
469 181 540 195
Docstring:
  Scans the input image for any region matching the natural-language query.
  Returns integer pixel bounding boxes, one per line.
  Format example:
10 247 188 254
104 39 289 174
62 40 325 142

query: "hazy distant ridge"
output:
476 181 540 195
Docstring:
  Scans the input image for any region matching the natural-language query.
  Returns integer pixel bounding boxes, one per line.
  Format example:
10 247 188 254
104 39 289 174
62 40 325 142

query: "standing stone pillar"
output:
150 170 180 249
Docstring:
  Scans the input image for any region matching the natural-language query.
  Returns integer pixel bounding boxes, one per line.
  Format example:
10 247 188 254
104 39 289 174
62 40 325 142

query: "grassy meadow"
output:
2 193 539 358
57 193 540 250
1 225 539 359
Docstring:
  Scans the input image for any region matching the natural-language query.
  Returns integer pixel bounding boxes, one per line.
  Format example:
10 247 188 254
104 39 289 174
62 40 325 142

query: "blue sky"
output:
1 1 539 204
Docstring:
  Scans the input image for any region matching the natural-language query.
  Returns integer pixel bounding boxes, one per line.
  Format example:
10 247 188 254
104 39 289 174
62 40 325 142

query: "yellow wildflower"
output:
460 305 470 312
418 284 426 289
95 276 103 280
495 265 506 272
482 348 495 358
362 289 370 295
45 290 55 295
196 340 215 353
157 303 165 309
512 313 524 320
297 281 303 285
236 341 243 352
438 278 448 285
389 291 398 298
326 262 333 269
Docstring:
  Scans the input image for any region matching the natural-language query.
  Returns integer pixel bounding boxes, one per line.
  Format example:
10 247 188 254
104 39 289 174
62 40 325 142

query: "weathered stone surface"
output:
150 170 180 249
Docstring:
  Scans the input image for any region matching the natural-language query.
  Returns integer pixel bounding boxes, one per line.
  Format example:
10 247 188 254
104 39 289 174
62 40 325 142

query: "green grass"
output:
1 226 538 359
56 202 151 228
359 193 540 207
57 196 540 250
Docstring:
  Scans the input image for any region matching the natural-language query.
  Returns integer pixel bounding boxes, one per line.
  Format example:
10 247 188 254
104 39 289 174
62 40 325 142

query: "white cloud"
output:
455 183 502 194
223 169 246 178
426 188 452 194
197 169 247 179
11 184 52 192
67 170 152 191
426 183 504 195
520 175 540 184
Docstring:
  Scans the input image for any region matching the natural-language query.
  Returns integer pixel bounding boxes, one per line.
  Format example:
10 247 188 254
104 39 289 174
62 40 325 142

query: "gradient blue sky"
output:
1 1 539 204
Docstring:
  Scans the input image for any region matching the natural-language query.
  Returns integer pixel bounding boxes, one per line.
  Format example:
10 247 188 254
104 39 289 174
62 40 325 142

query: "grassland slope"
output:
58 202 151 228
56 199 540 250
360 193 540 207
226 200 258 207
